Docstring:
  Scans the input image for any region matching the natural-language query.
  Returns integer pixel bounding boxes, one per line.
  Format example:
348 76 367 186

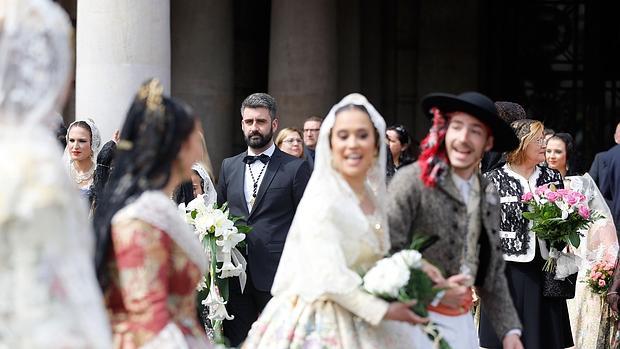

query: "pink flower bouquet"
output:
585 260 615 295
522 184 602 272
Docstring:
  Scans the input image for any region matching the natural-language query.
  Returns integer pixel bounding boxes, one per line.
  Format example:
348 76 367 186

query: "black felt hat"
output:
421 91 519 152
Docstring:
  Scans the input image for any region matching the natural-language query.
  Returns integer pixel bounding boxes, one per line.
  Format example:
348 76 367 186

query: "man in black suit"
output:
590 122 620 188
601 143 620 236
217 93 311 346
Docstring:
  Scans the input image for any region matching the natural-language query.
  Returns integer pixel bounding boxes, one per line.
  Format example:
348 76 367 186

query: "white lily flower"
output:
554 200 571 220
217 254 244 278
187 195 209 214
202 285 234 321
212 212 234 237
218 225 239 241
196 277 208 291
195 213 218 235
216 232 246 253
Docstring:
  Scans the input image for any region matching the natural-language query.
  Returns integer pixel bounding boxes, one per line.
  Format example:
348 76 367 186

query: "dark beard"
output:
245 128 273 149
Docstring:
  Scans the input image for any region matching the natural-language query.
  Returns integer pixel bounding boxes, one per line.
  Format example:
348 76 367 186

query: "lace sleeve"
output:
327 289 389 325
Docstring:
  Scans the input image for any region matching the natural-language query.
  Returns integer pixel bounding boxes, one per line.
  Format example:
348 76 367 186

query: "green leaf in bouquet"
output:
215 275 230 302
236 225 252 234
408 233 439 253
568 232 581 248
191 210 198 220
220 202 229 211
405 269 437 317
522 212 536 220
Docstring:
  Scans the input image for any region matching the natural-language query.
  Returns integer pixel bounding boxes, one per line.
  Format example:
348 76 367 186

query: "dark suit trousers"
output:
223 269 271 347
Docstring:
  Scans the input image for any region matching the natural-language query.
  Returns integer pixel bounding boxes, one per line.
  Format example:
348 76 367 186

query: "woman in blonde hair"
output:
275 127 305 159
480 120 573 349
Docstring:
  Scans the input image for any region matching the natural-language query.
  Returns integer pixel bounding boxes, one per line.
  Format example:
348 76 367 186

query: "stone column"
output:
171 0 233 177
76 1 171 141
268 0 337 128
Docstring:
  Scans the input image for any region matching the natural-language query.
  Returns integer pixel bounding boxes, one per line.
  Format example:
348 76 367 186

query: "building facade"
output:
56 0 620 175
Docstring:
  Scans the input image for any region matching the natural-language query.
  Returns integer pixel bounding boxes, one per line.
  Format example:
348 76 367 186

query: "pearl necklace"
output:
70 161 95 185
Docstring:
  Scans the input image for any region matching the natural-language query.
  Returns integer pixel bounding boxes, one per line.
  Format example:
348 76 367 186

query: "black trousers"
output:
223 270 272 347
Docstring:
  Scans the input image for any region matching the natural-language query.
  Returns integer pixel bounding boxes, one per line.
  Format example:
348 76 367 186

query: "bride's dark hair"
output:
93 79 197 289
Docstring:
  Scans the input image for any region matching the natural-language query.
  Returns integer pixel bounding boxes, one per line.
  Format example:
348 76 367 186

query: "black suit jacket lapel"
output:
232 152 250 217
249 148 283 217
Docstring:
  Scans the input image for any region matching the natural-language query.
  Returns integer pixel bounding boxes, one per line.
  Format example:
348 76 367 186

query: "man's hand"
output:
502 334 524 349
439 274 472 309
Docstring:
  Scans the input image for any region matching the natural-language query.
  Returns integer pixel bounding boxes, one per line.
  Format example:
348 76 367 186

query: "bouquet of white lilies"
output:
179 194 251 341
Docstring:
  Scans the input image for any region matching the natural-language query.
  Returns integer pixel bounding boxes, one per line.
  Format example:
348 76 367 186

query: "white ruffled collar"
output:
112 191 207 274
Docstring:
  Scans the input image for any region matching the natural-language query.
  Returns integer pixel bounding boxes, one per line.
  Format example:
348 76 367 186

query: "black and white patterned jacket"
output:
484 164 563 262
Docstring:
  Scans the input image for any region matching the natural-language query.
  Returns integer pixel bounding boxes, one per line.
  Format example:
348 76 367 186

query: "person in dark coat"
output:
217 93 311 346
590 122 620 190
601 142 620 234
388 91 524 349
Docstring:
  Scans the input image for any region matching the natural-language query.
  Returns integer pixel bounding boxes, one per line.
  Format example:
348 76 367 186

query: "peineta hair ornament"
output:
137 79 165 117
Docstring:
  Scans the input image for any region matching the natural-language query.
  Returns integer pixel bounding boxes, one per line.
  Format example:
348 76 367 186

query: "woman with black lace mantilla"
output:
479 119 573 349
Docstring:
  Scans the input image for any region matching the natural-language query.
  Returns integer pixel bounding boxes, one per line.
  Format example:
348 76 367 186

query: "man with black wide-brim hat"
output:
387 92 523 348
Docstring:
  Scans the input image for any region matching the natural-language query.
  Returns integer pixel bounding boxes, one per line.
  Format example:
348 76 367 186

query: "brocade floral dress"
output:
104 191 210 349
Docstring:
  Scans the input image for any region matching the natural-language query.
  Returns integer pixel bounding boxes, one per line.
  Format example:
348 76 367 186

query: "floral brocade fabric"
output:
241 295 417 349
105 219 207 349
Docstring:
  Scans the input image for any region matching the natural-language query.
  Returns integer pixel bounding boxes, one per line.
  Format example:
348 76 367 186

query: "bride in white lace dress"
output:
546 133 619 348
0 0 111 348
242 93 436 349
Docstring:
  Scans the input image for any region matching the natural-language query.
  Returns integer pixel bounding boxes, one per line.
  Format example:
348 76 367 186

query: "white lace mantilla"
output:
112 191 208 274
271 93 390 303
0 129 112 349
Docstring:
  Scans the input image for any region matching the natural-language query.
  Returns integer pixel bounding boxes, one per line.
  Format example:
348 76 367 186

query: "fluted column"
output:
76 0 171 140
268 0 337 128
171 0 233 177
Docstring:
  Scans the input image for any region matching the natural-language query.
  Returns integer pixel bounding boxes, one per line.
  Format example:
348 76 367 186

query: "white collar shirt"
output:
451 171 476 204
244 143 276 211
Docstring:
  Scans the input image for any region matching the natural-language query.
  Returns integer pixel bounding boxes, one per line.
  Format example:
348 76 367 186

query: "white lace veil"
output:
0 0 72 128
63 117 102 171
271 93 389 302
567 173 619 264
192 162 217 207
0 0 111 347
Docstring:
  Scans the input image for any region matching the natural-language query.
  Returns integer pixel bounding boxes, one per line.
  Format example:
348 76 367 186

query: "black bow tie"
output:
243 154 270 164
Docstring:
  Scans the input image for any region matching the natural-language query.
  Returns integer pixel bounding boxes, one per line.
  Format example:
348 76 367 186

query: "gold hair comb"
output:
138 79 164 114
117 139 133 151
